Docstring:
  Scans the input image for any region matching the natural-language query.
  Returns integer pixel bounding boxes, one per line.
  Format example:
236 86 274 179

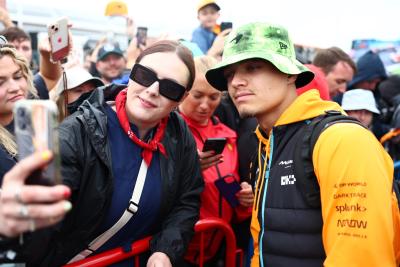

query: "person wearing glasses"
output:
4 40 203 267
178 56 252 266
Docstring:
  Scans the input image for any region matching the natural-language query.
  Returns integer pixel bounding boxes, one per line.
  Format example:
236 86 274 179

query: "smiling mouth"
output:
139 96 157 108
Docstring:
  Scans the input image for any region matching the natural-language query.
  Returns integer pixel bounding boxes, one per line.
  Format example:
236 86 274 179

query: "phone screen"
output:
202 138 227 154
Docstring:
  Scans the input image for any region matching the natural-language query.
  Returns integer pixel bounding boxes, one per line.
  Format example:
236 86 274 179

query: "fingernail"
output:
41 150 51 160
63 201 72 212
63 188 71 199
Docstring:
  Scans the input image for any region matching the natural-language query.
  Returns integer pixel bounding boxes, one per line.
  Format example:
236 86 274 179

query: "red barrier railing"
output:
64 236 151 267
64 218 242 267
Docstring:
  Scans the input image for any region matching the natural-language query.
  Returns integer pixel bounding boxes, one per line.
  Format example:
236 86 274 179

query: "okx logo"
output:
281 174 296 185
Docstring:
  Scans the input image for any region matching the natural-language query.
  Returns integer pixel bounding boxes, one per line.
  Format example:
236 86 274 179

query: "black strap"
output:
294 110 363 208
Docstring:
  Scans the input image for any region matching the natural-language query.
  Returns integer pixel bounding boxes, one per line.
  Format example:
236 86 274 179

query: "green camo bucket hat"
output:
206 22 314 91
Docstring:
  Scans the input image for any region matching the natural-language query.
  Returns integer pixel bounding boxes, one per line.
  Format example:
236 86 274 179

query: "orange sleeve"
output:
313 123 397 267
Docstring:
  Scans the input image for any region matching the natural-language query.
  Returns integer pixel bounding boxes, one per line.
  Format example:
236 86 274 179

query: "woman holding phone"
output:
1 40 203 267
178 56 253 266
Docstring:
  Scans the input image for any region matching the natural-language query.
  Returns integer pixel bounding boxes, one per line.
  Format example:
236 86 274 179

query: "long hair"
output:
0 44 37 97
0 125 16 157
0 44 37 156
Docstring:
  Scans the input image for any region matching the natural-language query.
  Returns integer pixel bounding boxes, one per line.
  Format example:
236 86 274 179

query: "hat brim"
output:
206 51 314 91
98 51 124 61
55 77 105 97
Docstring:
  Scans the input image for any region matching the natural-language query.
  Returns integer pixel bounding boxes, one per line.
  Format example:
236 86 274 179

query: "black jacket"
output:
21 87 204 266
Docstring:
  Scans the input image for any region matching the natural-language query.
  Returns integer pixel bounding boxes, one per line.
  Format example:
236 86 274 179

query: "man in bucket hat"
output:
206 22 399 267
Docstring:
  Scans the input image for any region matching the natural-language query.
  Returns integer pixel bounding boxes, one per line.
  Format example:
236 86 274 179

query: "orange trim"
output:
380 129 400 144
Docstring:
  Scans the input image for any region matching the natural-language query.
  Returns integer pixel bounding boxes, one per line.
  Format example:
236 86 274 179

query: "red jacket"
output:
180 113 251 264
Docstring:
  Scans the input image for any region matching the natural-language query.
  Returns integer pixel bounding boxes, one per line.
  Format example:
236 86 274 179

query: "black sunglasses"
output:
130 63 187 102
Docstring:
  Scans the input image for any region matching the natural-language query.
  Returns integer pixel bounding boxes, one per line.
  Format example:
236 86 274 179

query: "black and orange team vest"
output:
251 120 325 267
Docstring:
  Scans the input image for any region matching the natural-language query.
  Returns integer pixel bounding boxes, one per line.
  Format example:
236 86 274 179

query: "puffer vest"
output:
253 120 325 267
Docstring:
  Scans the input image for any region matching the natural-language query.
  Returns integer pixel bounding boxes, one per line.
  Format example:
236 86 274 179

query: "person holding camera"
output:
178 55 252 266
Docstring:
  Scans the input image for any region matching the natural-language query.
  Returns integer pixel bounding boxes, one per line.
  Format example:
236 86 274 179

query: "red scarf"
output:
115 89 168 165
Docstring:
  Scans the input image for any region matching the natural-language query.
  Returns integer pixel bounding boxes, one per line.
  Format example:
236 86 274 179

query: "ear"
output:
288 74 298 85
179 91 190 103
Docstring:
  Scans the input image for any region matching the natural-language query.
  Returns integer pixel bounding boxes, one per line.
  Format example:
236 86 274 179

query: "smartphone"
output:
202 137 227 154
214 175 241 208
47 17 69 62
220 22 233 32
136 26 148 48
14 100 61 186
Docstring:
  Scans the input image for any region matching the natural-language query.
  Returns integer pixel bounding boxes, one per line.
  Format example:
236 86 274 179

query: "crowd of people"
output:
0 0 399 266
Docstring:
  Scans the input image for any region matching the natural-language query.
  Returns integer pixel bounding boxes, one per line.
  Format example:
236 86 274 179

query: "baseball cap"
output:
97 43 124 61
341 89 380 114
205 22 314 91
54 66 104 99
197 0 220 12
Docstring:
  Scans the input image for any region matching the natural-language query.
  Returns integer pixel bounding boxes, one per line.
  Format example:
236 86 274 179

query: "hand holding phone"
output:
47 17 70 62
202 137 227 154
14 100 61 185
220 22 233 32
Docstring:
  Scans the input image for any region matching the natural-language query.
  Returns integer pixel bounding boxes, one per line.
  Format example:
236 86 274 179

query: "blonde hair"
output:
0 45 37 98
194 55 218 75
0 45 37 156
0 125 16 157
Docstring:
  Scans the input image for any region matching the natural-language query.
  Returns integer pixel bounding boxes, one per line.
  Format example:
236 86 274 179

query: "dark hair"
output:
0 27 31 43
136 40 195 90
313 47 356 75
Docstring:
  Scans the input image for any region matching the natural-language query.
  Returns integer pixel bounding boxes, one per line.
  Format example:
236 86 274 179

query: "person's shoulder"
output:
317 122 382 151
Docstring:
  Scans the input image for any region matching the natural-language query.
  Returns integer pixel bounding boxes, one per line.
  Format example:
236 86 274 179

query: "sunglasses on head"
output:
130 63 187 102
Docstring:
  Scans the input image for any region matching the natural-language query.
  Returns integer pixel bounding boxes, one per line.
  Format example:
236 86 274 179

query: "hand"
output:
198 150 223 170
207 28 232 59
236 182 254 207
146 252 172 267
0 151 72 237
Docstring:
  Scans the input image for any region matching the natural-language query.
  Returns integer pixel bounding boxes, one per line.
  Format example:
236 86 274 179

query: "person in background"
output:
341 88 380 129
0 27 34 69
90 42 128 85
341 50 389 139
191 0 230 60
312 47 356 99
205 22 399 267
0 19 65 100
4 40 203 267
0 44 37 179
178 56 252 266
296 64 330 100
50 66 104 121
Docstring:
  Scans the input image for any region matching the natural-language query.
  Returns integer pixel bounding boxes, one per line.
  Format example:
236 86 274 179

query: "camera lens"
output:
17 107 26 118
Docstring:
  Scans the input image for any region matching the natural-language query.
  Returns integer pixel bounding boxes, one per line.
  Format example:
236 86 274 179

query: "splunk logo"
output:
337 219 368 229
281 174 296 185
336 203 367 213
